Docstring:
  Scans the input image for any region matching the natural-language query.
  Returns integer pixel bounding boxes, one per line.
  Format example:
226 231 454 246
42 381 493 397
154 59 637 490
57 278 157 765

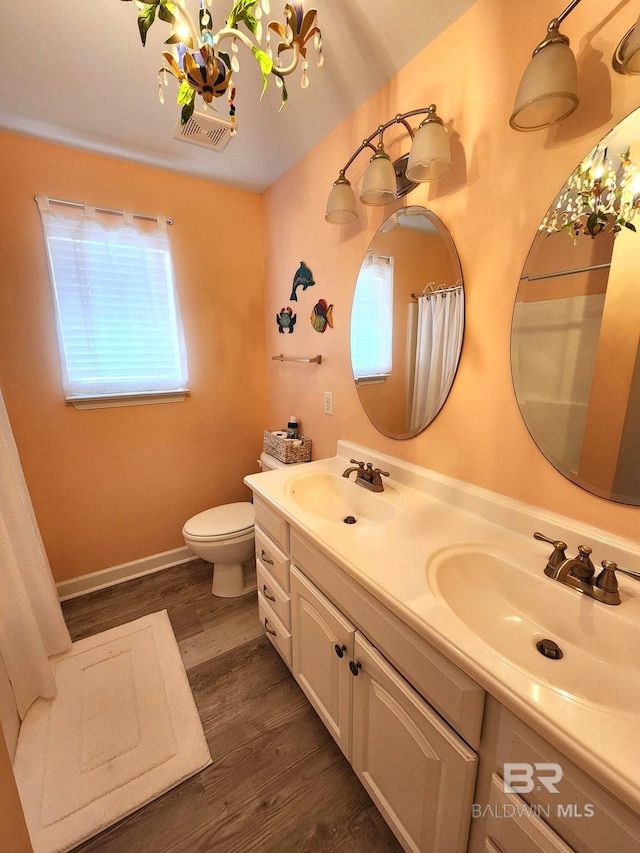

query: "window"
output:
37 196 188 406
350 253 393 381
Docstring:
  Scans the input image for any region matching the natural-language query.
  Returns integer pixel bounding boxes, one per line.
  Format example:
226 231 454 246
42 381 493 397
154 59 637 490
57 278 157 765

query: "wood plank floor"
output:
62 560 402 853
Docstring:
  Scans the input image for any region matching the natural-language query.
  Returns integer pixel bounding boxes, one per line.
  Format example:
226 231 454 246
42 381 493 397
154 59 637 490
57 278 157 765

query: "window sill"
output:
355 375 389 386
66 390 190 410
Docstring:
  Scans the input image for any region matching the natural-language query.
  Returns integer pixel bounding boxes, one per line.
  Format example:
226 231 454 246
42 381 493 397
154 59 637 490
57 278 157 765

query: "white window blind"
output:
37 197 188 400
350 253 393 380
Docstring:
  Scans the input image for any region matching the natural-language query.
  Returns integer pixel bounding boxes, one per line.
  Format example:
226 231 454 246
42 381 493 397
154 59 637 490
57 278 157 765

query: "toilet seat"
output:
182 501 254 541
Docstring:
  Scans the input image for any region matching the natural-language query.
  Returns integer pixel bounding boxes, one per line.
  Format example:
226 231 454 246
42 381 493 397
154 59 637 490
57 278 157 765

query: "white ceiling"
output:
0 1 476 193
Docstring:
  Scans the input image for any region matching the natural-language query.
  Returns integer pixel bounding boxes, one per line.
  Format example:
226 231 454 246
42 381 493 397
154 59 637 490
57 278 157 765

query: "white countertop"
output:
245 440 640 816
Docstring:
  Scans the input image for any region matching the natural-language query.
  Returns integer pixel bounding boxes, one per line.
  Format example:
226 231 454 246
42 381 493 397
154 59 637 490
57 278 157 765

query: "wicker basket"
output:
263 430 311 464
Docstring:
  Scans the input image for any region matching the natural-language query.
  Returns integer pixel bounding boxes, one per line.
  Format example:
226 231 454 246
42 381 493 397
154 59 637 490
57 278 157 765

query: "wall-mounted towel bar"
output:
272 354 322 364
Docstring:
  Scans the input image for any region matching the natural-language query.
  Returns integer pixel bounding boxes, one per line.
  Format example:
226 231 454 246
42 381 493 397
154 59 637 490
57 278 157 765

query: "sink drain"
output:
344 515 357 524
536 638 563 660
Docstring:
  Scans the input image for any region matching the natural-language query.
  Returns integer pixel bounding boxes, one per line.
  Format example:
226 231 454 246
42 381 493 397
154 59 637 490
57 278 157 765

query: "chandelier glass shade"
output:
325 106 452 225
540 147 640 238
124 0 322 134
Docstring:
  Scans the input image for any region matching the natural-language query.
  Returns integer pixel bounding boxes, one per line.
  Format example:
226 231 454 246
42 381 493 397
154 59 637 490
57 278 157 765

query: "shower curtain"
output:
409 288 464 432
0 388 70 730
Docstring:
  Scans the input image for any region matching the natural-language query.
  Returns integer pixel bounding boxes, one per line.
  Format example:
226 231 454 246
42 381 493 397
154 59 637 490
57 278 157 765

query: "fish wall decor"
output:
310 299 333 333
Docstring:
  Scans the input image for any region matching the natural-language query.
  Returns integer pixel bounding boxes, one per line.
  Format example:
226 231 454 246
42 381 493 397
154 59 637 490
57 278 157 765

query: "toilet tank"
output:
259 452 289 471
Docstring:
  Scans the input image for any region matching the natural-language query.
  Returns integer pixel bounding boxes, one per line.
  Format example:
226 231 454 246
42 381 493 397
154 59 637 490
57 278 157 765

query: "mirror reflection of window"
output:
350 207 464 440
351 253 394 381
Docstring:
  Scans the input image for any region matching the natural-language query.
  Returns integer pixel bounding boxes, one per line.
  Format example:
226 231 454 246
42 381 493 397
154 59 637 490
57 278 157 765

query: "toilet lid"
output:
183 502 254 540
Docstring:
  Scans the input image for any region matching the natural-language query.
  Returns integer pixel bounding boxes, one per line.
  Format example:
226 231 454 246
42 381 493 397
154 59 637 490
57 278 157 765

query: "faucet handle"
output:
349 458 366 469
534 532 567 560
372 468 389 478
596 560 619 594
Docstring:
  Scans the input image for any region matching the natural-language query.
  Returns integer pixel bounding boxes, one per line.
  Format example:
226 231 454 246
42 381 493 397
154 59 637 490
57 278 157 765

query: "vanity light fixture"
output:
325 106 451 225
121 0 322 135
510 0 581 132
613 9 640 75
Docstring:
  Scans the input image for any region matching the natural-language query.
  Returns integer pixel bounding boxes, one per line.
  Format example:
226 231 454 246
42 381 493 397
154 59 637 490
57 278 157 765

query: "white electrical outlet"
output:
323 391 333 415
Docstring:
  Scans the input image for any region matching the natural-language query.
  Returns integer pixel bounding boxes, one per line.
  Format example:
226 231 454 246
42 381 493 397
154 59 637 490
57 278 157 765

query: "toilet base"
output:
211 558 257 598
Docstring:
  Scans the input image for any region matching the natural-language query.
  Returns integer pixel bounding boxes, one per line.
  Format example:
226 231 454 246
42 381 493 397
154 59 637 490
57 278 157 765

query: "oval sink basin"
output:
428 545 640 712
285 472 403 525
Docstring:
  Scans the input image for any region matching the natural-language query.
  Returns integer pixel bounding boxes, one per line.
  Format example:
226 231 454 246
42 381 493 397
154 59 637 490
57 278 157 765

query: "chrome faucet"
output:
534 532 640 606
342 459 390 493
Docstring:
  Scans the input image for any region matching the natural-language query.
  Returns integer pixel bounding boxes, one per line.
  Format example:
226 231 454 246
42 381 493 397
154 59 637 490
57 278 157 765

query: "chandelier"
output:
540 146 640 238
124 0 323 135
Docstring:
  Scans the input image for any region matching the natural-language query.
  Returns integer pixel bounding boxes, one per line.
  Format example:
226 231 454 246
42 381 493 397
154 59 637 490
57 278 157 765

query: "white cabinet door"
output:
290 566 355 759
351 632 477 853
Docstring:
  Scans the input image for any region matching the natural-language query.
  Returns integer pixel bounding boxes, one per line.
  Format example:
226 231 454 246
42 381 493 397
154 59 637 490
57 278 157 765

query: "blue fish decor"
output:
276 306 296 334
289 261 315 301
310 299 333 333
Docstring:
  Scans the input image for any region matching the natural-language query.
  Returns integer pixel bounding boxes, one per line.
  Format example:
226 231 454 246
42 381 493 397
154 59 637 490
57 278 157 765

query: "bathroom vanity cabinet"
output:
247 451 640 853
254 497 480 853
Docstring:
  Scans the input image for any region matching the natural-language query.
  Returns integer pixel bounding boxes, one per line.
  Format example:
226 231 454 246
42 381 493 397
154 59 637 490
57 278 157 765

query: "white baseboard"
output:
56 546 195 601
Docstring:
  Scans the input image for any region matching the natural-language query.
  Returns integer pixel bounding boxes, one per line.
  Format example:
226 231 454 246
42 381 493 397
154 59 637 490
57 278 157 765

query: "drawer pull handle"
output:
262 584 276 602
349 660 362 676
264 618 277 637
260 549 274 566
334 643 347 659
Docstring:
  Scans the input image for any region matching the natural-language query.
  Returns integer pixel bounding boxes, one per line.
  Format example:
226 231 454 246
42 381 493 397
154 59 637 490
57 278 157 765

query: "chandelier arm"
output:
270 42 302 76
172 0 201 48
213 26 258 54
337 108 434 178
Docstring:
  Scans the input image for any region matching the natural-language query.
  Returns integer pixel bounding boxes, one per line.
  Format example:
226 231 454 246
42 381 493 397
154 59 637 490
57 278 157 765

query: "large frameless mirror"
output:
511 106 640 504
350 206 464 439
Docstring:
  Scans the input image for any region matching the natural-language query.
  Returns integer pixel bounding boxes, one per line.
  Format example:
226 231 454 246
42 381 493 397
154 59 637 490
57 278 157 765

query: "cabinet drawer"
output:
495 708 640 853
254 497 289 552
257 561 291 630
258 593 292 669
485 773 573 853
291 528 484 749
255 525 290 591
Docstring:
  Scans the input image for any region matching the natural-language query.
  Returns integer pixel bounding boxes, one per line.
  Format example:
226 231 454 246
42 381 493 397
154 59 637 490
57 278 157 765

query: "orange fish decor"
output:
310 299 333 333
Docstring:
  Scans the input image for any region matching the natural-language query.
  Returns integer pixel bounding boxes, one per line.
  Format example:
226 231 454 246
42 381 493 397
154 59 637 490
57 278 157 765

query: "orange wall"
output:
0 133 268 581
262 0 640 543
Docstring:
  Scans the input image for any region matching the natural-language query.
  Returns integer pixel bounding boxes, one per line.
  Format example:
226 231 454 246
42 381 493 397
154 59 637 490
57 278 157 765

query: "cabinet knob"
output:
262 584 276 602
264 618 277 637
349 660 362 676
260 549 274 566
334 643 347 658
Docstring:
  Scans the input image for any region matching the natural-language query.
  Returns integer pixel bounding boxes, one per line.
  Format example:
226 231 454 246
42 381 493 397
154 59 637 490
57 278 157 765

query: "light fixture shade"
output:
360 153 397 206
510 41 578 131
325 179 357 224
613 14 640 75
406 120 451 182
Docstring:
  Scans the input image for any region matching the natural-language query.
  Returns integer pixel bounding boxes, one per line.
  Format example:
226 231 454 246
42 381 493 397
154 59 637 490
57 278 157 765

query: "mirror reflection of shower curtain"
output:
0 389 70 733
409 289 464 432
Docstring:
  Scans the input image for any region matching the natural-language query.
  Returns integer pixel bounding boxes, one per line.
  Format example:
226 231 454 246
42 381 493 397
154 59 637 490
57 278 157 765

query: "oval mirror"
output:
511 106 640 504
350 206 464 439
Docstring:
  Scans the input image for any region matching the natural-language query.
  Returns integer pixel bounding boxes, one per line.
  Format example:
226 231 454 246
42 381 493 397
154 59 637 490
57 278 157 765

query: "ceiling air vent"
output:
173 111 233 152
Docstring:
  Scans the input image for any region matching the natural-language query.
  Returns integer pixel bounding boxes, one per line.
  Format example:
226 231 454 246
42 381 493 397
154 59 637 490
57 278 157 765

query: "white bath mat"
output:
12 610 212 853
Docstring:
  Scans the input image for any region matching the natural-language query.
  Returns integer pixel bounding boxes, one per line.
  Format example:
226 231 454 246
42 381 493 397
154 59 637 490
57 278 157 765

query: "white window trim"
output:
36 195 189 407
68 390 190 410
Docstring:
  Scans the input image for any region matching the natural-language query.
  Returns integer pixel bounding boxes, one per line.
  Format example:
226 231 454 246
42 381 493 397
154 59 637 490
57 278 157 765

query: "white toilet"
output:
182 452 287 598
